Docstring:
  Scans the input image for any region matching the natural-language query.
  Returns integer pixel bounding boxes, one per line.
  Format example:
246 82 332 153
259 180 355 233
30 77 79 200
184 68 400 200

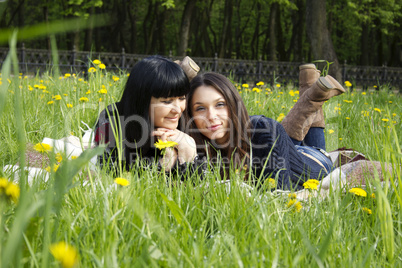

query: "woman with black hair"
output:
94 55 199 173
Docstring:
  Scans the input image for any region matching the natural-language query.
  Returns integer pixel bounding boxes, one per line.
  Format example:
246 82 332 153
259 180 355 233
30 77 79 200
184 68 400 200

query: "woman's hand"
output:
152 128 197 164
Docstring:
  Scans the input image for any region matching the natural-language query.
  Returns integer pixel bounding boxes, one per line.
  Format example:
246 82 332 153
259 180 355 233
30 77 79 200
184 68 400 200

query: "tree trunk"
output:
127 1 138 53
218 0 233 58
177 0 197 56
268 2 278 61
250 2 261 60
360 22 369 65
306 0 341 80
83 6 94 51
287 0 304 61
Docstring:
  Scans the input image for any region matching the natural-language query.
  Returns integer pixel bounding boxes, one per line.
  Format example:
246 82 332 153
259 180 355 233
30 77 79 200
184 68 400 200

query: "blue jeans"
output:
291 127 326 151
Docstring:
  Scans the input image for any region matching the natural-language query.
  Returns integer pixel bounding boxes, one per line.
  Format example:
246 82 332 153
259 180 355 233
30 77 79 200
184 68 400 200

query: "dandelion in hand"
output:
154 140 178 150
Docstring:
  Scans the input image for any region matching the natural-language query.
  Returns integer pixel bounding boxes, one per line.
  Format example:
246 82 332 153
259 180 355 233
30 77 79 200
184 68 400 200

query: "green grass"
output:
0 59 401 267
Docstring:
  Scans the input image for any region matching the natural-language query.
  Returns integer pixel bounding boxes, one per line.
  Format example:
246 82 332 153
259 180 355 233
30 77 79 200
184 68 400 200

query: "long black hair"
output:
113 55 190 165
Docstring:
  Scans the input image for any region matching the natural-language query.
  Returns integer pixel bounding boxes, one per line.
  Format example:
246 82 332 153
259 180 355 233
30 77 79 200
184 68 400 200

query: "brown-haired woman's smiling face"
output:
191 85 229 144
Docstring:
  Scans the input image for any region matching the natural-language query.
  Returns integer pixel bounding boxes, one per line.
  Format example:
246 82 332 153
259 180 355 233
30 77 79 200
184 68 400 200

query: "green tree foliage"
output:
0 0 401 66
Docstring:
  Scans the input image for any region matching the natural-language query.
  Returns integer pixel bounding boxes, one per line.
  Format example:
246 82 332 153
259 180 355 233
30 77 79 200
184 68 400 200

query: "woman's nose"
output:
171 99 181 113
207 108 217 120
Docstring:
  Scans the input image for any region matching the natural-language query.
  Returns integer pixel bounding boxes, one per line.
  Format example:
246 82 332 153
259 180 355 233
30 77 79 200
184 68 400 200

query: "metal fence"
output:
1 45 401 91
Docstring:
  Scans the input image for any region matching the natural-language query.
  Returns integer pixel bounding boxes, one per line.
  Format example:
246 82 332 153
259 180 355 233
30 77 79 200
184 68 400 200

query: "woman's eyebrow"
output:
193 98 224 105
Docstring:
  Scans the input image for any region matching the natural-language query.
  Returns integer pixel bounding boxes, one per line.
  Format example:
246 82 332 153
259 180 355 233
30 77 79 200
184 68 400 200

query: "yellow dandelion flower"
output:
71 156 78 160
346 117 350 120
339 138 343 140
93 59 101 65
5 182 20 203
99 63 106 69
392 113 396 117
50 242 79 268
256 81 264 86
303 179 319 190
86 90 91 94
28 85 33 91
112 76 120 81
266 178 276 189
114 177 130 186
371 193 375 199
289 90 295 97
374 108 381 113
66 103 73 108
242 84 249 88
53 95 62 100
362 92 366 95
389 101 392 104
382 118 389 122
288 193 297 199
88 67 96 73
293 99 297 103
55 153 63 163
98 89 107 94
344 81 352 87
328 129 335 134
79 97 89 102
64 73 71 78
0 178 8 189
373 85 377 88
287 199 302 212
349 188 367 197
276 84 281 88
362 207 372 215
276 113 285 122
154 139 178 150
45 164 60 173
34 143 52 153
63 94 68 96
252 87 261 93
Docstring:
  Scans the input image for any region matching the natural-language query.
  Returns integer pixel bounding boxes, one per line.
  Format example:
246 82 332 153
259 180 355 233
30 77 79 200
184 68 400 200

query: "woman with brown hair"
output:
186 71 345 190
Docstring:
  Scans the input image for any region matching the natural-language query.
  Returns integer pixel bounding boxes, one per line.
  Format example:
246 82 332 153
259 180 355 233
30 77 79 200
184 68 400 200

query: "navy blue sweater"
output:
249 115 328 190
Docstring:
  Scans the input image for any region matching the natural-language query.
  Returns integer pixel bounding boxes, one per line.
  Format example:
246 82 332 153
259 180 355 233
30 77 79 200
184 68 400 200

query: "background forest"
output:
0 0 401 68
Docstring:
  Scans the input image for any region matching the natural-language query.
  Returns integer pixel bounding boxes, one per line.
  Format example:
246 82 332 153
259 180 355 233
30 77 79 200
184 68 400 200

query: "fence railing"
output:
1 45 401 91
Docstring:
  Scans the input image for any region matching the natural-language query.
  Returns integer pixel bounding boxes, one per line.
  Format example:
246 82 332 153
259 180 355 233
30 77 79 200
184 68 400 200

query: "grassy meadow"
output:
0 57 401 267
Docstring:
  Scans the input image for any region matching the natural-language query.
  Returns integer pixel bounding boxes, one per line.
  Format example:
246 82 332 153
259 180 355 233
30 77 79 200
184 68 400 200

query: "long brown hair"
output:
186 72 251 177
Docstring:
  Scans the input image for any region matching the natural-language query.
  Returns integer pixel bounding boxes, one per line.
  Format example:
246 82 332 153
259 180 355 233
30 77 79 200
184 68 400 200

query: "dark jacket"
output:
249 115 328 190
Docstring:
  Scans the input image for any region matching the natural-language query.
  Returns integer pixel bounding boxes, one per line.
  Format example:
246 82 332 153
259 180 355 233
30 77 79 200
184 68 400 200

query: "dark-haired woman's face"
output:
149 95 186 129
191 85 229 145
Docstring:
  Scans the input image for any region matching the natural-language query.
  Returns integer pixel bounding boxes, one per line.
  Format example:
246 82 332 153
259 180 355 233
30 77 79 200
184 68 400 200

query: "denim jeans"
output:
290 127 326 151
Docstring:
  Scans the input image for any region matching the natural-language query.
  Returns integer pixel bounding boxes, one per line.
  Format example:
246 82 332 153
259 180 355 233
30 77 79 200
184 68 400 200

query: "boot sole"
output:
317 77 346 93
299 63 317 70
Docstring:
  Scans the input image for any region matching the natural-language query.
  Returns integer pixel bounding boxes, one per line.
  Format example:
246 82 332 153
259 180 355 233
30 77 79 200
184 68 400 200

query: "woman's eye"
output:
195 106 205 112
217 102 226 107
162 100 172 104
179 96 186 101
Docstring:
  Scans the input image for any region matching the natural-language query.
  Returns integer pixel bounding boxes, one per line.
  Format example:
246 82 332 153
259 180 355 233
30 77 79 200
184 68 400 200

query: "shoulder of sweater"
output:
249 115 276 129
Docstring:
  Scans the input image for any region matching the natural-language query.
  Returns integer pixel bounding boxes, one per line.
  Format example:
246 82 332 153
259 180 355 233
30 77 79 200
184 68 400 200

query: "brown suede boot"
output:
282 76 346 141
298 63 325 128
174 56 200 81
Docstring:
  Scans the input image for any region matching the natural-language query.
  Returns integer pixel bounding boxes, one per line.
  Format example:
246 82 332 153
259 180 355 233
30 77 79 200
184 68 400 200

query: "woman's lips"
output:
208 124 221 131
165 116 180 121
